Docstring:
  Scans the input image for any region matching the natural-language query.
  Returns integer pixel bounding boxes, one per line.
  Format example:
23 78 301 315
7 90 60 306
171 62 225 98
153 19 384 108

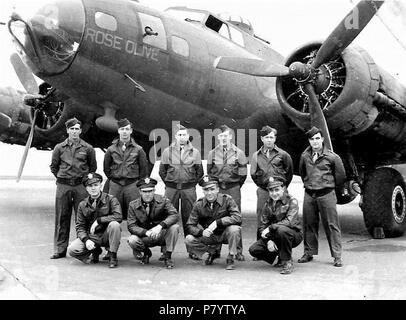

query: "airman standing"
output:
298 126 346 267
49 117 97 259
103 118 149 219
250 126 293 240
207 124 247 261
159 124 203 259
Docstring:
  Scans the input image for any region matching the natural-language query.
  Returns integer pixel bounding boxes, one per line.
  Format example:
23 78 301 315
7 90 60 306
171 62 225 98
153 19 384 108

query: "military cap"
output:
219 124 232 133
260 125 277 137
198 175 219 188
306 126 322 139
176 124 187 132
136 177 157 190
65 117 81 129
117 118 131 128
267 176 285 189
83 172 103 186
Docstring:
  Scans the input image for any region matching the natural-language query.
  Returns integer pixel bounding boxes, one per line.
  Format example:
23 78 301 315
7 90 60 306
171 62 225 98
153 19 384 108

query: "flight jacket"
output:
299 145 346 191
159 141 203 189
186 193 242 237
127 194 179 237
76 192 122 244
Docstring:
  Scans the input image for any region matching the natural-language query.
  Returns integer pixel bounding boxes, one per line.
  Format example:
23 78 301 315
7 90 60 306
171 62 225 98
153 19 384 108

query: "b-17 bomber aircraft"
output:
0 0 406 239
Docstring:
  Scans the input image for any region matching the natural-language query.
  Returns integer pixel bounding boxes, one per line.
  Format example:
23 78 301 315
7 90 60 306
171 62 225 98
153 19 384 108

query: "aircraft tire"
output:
362 168 406 238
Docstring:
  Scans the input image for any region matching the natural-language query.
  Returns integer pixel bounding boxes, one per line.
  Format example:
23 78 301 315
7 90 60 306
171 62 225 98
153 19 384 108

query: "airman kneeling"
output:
68 172 122 268
185 175 242 270
127 178 180 269
249 176 302 274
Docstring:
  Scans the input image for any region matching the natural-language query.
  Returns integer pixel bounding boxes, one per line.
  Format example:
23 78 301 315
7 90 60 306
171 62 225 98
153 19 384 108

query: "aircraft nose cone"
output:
8 0 85 77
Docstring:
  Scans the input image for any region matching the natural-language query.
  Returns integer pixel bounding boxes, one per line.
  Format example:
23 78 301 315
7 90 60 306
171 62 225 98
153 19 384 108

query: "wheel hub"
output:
392 185 406 224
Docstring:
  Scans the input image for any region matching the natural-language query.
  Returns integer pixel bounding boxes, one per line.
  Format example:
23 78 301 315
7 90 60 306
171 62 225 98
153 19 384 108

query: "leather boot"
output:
102 250 110 261
109 252 118 268
226 254 235 270
164 252 174 269
91 247 102 263
298 253 313 263
50 249 67 259
280 260 294 274
141 248 152 265
274 256 283 268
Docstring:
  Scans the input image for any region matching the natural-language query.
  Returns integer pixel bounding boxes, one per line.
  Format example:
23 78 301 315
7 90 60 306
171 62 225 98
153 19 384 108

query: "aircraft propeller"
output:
215 0 384 151
9 52 37 94
10 52 56 181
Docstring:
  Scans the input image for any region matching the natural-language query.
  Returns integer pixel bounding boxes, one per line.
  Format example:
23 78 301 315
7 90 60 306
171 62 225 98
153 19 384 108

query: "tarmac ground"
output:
1 176 406 300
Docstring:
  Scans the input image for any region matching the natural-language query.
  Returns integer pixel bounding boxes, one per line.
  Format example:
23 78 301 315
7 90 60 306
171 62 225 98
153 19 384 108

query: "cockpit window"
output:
229 26 244 47
206 15 230 40
95 12 117 31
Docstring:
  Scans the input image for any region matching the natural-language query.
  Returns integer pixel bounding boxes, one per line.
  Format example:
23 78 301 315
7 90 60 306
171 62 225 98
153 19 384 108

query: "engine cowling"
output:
276 41 380 137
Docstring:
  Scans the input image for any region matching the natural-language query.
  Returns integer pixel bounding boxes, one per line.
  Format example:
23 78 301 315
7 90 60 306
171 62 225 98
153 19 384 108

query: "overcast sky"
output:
0 0 405 176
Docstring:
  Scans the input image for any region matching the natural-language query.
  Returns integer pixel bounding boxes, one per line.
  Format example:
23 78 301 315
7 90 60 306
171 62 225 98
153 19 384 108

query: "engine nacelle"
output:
276 42 381 137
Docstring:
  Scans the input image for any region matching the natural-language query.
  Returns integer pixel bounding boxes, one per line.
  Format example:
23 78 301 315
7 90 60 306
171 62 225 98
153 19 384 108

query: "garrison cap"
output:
65 117 81 129
83 172 103 186
267 176 285 189
260 125 277 137
198 175 219 188
175 124 188 134
136 177 157 190
117 118 131 128
218 124 232 133
306 126 322 139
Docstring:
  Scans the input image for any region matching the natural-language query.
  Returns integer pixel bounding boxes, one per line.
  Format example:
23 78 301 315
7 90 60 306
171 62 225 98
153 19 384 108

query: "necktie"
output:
312 152 319 163
122 143 126 152
223 148 227 164
266 149 270 159
92 199 97 209
145 204 150 215
210 203 214 210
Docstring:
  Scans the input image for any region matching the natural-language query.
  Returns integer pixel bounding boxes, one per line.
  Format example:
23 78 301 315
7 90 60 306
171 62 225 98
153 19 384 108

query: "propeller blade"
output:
214 57 290 77
16 109 38 182
303 84 333 151
10 53 37 94
312 0 384 68
0 112 12 131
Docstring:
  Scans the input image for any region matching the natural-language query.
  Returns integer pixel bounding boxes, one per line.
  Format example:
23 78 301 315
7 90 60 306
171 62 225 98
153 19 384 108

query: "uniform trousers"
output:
54 182 88 254
255 187 269 240
109 181 140 220
303 190 342 258
67 221 122 261
127 224 180 253
220 185 243 255
165 187 196 237
184 225 241 258
249 225 303 263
